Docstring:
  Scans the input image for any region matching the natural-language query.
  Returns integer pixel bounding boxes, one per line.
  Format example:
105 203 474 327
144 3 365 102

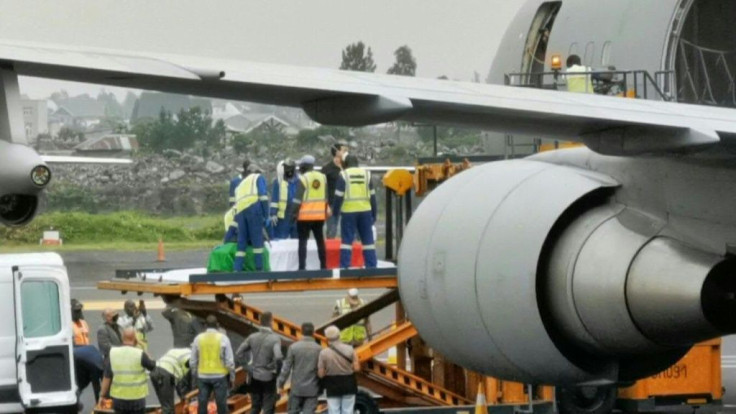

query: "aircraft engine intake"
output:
0 141 48 226
398 159 736 385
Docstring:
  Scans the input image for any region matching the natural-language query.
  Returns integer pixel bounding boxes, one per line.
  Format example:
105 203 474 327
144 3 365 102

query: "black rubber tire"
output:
557 386 616 414
354 390 379 414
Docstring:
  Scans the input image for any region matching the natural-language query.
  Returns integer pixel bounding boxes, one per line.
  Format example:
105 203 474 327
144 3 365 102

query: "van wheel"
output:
354 391 379 414
557 386 616 414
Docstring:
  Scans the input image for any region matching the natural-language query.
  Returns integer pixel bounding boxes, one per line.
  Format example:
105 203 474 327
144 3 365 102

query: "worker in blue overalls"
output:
331 154 377 268
229 160 250 207
233 164 269 271
268 158 298 239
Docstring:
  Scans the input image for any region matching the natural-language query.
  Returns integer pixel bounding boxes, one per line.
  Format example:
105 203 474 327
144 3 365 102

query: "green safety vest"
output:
198 332 229 375
277 180 289 219
235 174 263 214
341 168 372 213
158 348 191 381
336 298 367 344
110 346 148 400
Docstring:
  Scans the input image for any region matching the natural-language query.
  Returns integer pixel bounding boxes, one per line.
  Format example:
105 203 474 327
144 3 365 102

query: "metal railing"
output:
504 69 673 102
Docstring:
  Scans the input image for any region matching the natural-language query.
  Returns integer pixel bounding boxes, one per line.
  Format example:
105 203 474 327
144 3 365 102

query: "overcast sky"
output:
0 0 521 100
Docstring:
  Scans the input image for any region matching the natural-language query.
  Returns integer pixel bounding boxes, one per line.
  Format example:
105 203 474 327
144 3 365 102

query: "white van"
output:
0 253 77 413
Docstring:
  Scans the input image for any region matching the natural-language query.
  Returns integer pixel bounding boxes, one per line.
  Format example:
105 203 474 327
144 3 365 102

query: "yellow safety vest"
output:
235 174 262 214
278 180 289 219
198 332 229 375
110 346 148 400
298 171 328 221
566 65 594 94
336 298 367 344
224 208 236 232
341 168 372 213
158 348 191 381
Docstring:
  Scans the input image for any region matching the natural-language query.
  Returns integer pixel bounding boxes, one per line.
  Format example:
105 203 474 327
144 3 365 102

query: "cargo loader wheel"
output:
354 390 379 414
557 385 616 414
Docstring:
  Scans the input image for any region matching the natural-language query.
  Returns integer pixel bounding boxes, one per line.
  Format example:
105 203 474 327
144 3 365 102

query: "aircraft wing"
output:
4 40 736 156
40 155 133 164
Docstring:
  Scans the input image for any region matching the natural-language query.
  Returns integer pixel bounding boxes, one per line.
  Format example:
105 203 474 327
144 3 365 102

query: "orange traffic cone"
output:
475 382 487 414
157 238 166 262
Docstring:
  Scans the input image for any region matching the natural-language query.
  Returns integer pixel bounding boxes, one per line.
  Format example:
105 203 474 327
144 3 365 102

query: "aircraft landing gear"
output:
557 385 617 414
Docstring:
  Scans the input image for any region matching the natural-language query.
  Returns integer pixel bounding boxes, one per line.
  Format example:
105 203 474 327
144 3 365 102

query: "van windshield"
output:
21 281 61 338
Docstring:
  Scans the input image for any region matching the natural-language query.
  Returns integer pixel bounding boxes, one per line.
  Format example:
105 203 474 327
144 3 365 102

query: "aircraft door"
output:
520 1 562 86
12 265 75 410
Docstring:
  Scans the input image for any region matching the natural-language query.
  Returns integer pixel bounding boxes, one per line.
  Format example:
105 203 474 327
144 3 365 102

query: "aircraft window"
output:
21 281 61 338
584 42 595 66
568 43 579 57
601 41 612 66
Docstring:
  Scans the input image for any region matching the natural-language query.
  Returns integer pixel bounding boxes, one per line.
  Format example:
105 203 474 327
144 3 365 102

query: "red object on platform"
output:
325 239 364 269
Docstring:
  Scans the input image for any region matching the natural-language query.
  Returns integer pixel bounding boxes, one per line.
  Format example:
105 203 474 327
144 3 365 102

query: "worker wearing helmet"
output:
233 163 269 272
332 289 372 347
287 155 329 270
269 158 298 240
331 154 377 268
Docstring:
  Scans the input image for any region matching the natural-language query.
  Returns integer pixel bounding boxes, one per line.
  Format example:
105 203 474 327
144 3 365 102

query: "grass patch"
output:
0 211 223 247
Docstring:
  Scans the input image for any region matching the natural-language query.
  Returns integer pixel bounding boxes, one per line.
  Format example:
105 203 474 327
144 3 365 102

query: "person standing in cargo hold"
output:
71 298 90 346
331 154 378 268
98 327 157 414
287 155 329 270
98 308 123 361
118 299 154 351
318 326 361 414
191 315 235 414
332 289 372 346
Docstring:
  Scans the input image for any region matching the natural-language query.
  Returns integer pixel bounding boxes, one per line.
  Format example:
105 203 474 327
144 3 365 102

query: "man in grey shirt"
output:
237 311 283 414
277 322 322 414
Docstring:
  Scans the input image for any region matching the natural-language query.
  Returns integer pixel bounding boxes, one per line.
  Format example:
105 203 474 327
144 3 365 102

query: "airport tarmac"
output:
65 249 736 412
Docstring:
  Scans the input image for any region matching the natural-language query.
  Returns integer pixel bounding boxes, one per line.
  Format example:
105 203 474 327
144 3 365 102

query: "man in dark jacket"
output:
162 295 198 348
96 308 122 361
321 142 347 239
277 322 322 414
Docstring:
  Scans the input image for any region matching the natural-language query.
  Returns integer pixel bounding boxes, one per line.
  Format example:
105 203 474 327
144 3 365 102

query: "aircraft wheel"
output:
354 390 379 414
557 385 616 414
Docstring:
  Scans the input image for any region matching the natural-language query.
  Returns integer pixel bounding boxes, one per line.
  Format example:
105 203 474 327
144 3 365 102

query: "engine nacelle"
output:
0 194 39 226
0 140 50 226
398 159 736 385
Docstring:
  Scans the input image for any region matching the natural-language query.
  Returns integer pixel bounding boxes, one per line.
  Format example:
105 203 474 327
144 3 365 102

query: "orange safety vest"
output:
73 320 90 346
298 171 328 221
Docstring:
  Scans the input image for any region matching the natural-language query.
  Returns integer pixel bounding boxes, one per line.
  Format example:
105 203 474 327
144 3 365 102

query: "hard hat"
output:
348 288 359 297
299 155 316 166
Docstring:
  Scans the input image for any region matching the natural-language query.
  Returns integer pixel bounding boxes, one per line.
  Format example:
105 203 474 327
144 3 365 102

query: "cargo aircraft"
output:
0 0 735 411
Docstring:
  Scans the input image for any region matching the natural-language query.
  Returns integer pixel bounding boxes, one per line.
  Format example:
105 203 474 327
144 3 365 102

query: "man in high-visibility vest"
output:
287 155 329 270
229 159 250 207
233 164 269 272
191 315 235 414
71 298 90 346
565 54 595 94
331 154 377 268
269 158 298 240
332 289 372 346
151 347 192 414
97 327 156 414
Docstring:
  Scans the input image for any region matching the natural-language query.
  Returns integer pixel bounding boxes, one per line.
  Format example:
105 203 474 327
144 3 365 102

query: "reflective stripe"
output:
114 369 145 375
269 202 278 208
340 244 352 250
259 196 269 201
235 251 246 257
292 198 302 204
335 190 345 196
253 248 264 253
363 244 376 250
114 380 148 387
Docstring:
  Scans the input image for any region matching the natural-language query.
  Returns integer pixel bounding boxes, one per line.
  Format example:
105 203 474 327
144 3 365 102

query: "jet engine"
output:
398 159 736 385
0 141 50 226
